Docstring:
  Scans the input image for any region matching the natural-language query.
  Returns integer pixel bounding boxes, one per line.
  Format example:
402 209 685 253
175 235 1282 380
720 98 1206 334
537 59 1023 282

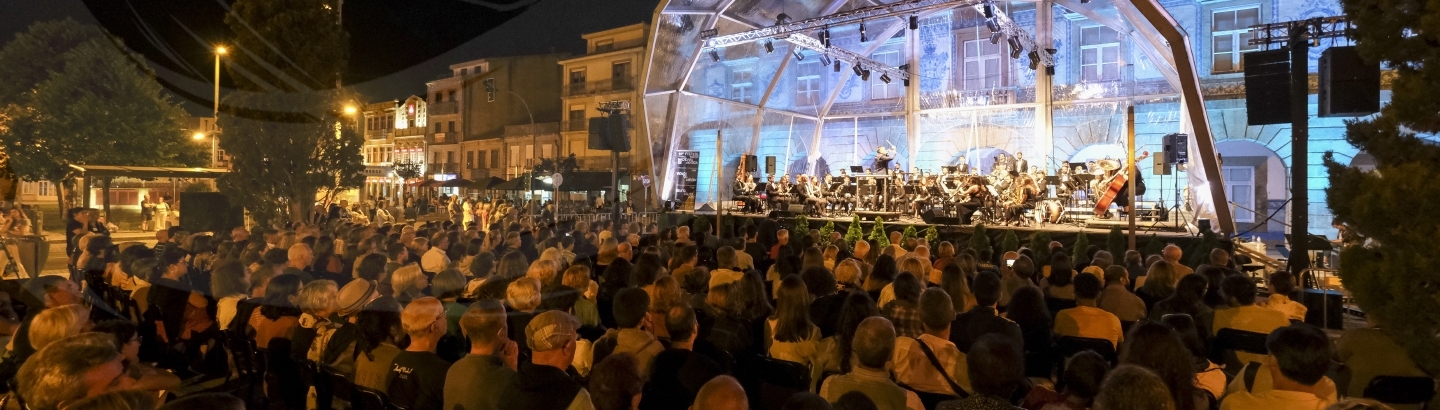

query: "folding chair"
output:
1364 376 1437 408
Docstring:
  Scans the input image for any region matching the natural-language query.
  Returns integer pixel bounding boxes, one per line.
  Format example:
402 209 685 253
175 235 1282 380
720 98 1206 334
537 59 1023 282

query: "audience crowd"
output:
0 209 1428 410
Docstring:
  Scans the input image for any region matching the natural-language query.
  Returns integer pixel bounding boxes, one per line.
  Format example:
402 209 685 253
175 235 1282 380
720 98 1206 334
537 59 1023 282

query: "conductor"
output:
874 143 897 171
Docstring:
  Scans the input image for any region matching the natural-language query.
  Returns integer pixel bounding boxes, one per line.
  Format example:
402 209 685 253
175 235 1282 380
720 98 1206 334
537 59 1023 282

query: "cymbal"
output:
1097 159 1121 171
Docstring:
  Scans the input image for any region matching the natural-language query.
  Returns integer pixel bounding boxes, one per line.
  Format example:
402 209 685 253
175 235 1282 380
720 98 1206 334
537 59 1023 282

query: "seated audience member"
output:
444 300 519 410
1096 265 1146 322
211 260 252 332
28 304 91 352
641 305 723 410
950 271 1023 353
702 282 757 358
92 320 181 392
819 316 924 410
386 297 453 410
1335 313 1427 409
1053 273 1124 347
709 246 745 289
803 266 846 338
590 353 645 410
16 332 133 410
292 279 341 363
1042 258 1076 300
322 278 380 376
1000 256 1037 308
506 277 544 345
563 265 603 327
1213 275 1290 365
1150 274 1215 335
1258 272 1307 322
1221 325 1336 410
149 247 213 344
882 272 925 338
1135 260 1178 310
691 375 748 410
1095 364 1177 410
935 334 1026 410
391 264 428 305
353 296 405 392
157 392 247 410
499 310 595 409
1121 322 1205 410
768 276 823 370
64 390 157 410
249 273 304 350
1161 314 1227 401
893 288 971 397
1022 350 1109 410
594 287 665 374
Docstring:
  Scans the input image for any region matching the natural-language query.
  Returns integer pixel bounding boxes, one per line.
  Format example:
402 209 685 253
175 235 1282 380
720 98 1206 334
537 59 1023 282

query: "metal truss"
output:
700 0 1053 73
1248 16 1351 46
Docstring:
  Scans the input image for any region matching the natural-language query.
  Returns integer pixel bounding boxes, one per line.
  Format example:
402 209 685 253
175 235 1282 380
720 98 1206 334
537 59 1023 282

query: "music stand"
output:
849 166 864 174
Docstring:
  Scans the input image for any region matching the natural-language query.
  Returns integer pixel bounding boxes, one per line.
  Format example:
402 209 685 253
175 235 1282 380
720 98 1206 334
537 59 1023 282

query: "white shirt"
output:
421 247 450 273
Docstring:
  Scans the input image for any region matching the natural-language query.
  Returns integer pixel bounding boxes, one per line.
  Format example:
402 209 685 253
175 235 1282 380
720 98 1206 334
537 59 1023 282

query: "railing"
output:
428 101 459 116
427 163 461 174
565 120 588 132
555 211 658 226
563 76 638 97
504 122 560 137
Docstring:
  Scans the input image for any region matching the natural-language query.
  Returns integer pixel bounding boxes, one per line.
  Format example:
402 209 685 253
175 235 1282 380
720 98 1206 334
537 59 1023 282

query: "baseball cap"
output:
525 310 579 351
336 279 378 316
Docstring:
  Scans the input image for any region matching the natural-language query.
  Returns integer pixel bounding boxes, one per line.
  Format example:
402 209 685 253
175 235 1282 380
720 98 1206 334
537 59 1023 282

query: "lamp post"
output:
193 131 217 168
504 91 536 217
210 46 227 168
214 46 226 117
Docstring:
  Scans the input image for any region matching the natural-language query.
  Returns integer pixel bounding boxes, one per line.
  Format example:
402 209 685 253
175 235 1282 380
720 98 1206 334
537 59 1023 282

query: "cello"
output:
1093 151 1149 217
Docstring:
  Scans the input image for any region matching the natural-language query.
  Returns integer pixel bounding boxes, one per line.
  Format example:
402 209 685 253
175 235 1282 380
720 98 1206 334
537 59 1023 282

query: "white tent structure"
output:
638 0 1236 234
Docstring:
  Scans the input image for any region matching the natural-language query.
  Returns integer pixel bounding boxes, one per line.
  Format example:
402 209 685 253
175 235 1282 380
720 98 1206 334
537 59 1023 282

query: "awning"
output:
556 171 630 191
69 164 228 179
440 178 472 188
473 176 507 189
407 179 443 188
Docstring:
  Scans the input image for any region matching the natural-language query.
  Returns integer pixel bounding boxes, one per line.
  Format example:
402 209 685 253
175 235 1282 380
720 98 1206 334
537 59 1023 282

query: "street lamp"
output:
344 105 358 116
193 131 218 168
214 46 226 117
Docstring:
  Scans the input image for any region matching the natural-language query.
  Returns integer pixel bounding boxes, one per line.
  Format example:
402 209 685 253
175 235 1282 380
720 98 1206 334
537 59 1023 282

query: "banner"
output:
675 150 700 207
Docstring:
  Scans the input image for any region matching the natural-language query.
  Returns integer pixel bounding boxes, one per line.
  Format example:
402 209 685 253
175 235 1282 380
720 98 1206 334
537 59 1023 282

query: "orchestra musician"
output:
835 169 855 213
796 175 829 216
956 156 970 174
1003 171 1041 226
1101 152 1149 216
1014 152 1029 175
734 167 760 213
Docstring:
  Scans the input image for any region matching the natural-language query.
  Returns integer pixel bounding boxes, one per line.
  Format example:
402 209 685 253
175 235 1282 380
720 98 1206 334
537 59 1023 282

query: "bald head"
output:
853 316 897 370
691 375 747 410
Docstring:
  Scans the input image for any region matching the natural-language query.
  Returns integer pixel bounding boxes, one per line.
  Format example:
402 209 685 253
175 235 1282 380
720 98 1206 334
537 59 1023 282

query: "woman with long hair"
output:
210 259 252 331
1120 322 1205 410
2 207 31 236
830 292 879 374
863 254 898 302
597 258 635 328
311 236 346 283
1160 314 1226 402
1150 274 1213 335
939 263 976 313
352 296 404 391
1004 286 1055 379
149 248 213 344
702 282 757 358
249 273 303 350
735 270 774 323
1043 259 1076 300
767 276 820 370
1136 260 1178 311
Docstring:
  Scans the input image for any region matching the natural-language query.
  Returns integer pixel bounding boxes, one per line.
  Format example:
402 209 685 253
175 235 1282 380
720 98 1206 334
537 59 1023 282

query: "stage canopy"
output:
639 0 1235 233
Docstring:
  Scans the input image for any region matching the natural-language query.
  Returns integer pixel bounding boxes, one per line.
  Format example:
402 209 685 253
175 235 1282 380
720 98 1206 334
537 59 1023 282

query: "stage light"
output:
1008 37 1024 59
909 15 919 30
898 63 911 71
1080 0 1089 3
776 12 791 25
819 54 832 66
853 64 865 77
834 60 842 72
793 50 804 61
821 27 831 47
903 77 910 87
710 49 720 62
1028 50 1040 70
880 73 892 84
986 18 1000 34
1046 66 1055 76
860 22 868 42
765 40 774 53
861 69 871 81
983 1 994 18
990 31 1004 44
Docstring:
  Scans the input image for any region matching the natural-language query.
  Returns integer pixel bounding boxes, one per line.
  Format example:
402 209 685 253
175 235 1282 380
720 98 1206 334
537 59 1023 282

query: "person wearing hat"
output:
386 297 452 410
443 300 519 410
317 279 380 377
499 310 595 410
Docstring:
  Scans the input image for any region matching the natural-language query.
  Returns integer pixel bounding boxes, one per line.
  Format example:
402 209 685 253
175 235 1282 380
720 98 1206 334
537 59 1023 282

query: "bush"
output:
970 224 991 255
1001 230 1019 254
902 225 918 243
1030 231 1053 267
818 221 835 248
869 217 890 248
844 215 864 245
1072 233 1090 266
1107 227 1127 256
924 226 939 245
794 214 809 233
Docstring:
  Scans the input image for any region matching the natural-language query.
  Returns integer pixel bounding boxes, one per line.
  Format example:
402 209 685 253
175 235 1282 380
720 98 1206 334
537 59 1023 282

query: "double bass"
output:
1093 151 1150 217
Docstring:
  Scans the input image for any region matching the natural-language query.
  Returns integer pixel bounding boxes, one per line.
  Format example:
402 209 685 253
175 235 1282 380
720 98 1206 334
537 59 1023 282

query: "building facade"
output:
559 24 651 174
455 54 565 198
361 100 399 201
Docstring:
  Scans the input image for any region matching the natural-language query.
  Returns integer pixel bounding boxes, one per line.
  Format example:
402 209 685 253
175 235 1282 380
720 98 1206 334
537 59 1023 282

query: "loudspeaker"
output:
1153 154 1171 175
1301 289 1344 330
606 114 632 152
1319 46 1380 117
919 209 960 225
179 192 243 234
744 155 758 173
1162 133 1189 165
765 156 776 175
587 117 610 150
768 210 794 219
1244 49 1292 126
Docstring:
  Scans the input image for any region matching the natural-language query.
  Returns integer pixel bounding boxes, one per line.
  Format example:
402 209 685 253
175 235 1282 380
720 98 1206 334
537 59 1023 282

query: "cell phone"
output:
1006 259 1016 267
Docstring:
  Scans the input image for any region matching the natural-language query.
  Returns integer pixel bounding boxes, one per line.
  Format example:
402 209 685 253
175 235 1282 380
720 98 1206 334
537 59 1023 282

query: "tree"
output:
818 221 835 248
902 225 918 243
1001 230 1019 254
1072 233 1090 266
970 224 991 254
844 215 864 245
868 217 890 248
217 0 359 225
1143 234 1164 257
1029 231 1053 267
0 24 206 215
924 226 939 245
1106 227 1127 257
794 214 809 233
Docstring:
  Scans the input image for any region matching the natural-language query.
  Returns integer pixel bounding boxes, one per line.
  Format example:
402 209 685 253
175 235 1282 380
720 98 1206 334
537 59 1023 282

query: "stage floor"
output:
674 209 1200 240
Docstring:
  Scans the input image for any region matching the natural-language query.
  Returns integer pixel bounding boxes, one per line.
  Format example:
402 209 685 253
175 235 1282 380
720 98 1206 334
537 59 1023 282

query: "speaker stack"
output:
1243 49 1292 126
765 156 777 175
1319 46 1380 118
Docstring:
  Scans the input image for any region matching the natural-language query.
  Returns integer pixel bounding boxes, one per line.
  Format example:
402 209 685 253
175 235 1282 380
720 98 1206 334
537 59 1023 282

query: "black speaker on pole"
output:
1301 289 1344 330
765 156 777 175
179 192 243 234
1244 49 1292 126
1319 46 1380 117
1162 133 1189 165
587 117 610 150
606 114 632 152
744 155 758 172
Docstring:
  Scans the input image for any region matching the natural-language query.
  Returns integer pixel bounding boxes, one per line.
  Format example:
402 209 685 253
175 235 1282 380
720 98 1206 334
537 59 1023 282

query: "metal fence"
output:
555 211 658 226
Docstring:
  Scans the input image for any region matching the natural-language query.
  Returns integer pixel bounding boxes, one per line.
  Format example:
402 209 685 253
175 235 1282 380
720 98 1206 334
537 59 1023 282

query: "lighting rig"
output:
698 0 1054 82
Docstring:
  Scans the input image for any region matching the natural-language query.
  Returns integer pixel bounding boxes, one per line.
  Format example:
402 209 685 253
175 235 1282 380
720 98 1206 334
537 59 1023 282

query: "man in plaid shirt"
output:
894 288 971 397
882 272 925 338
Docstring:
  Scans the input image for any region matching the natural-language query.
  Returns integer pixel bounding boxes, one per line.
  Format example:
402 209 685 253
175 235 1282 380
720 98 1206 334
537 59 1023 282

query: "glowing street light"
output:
344 106 358 115
192 132 205 141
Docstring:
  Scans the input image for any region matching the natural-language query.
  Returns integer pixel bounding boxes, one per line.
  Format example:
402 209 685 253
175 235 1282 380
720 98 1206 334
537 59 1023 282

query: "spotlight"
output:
861 69 871 81
853 64 865 77
986 18 1001 33
776 12 791 25
909 15 919 30
1008 37 1024 59
834 60 842 72
819 54 832 66
1080 0 1089 3
903 77 910 87
860 22 868 42
710 49 720 62
990 31 1004 44
821 28 831 47
793 50 805 61
1046 66 1055 76
880 73 892 84
898 63 911 71
1028 50 1040 70
983 1 994 18
765 40 775 53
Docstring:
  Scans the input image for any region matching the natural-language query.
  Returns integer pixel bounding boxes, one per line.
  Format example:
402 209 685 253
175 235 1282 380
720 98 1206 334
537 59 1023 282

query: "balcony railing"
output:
565 120 588 132
428 101 459 116
428 162 461 174
504 122 560 137
563 76 638 98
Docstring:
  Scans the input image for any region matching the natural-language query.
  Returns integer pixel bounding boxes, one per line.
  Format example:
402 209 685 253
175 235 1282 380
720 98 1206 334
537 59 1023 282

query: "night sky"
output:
0 0 660 114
